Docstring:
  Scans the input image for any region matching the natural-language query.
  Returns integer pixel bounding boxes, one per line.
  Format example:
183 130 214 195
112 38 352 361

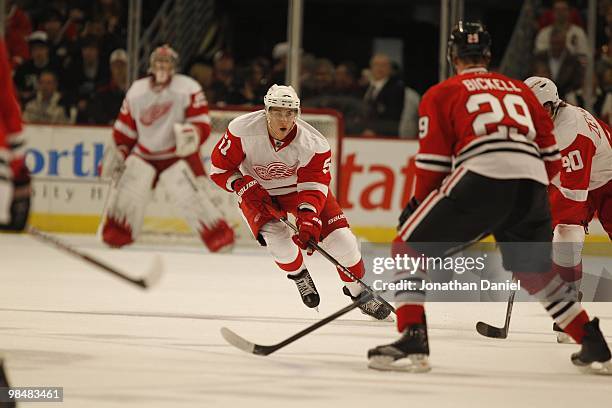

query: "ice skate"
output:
342 286 392 321
367 323 431 372
571 318 612 375
287 269 320 308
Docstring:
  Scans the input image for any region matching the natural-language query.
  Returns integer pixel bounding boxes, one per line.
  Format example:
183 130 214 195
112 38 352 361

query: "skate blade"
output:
368 354 431 373
368 314 394 323
556 332 574 344
576 360 612 375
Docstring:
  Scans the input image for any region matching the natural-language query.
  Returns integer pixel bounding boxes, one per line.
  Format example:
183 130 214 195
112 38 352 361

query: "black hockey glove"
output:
397 197 420 230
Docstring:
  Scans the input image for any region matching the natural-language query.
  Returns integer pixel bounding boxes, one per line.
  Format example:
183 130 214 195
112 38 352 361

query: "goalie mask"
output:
149 44 178 85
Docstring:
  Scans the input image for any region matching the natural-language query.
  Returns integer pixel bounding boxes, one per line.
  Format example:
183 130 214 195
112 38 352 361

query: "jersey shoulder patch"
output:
228 110 267 139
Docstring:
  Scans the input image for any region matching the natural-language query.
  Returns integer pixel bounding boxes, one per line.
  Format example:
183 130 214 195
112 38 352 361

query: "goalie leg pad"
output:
102 155 155 247
159 159 234 252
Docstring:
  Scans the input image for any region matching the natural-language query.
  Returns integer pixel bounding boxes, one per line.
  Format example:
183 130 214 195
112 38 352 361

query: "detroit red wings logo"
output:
253 161 299 180
139 101 173 126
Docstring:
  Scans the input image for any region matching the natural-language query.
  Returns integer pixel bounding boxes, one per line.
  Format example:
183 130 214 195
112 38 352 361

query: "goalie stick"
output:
476 287 515 339
27 227 163 289
221 292 373 356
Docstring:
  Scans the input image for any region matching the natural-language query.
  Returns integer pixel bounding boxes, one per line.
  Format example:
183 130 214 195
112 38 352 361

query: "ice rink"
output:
1 232 611 408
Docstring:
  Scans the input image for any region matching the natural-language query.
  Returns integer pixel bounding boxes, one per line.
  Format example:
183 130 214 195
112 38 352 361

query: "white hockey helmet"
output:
524 76 560 108
264 84 300 111
148 44 178 83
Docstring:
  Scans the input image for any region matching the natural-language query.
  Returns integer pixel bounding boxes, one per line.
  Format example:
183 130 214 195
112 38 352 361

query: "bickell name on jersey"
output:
413 67 560 201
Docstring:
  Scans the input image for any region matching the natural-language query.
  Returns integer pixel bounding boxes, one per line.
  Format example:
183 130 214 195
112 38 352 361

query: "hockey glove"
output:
99 144 127 181
233 175 278 216
174 123 200 157
398 197 420 230
292 209 323 253
0 162 31 231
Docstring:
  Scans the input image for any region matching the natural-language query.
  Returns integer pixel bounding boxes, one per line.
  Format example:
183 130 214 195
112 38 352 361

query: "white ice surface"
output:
0 233 611 408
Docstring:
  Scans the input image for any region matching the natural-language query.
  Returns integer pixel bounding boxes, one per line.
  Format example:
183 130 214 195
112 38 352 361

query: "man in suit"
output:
361 53 405 136
533 26 583 99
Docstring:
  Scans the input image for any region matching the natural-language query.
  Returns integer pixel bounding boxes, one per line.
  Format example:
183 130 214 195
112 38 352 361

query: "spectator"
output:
4 0 32 67
91 0 124 37
228 58 270 105
210 51 237 105
79 16 123 63
63 35 109 119
80 48 128 125
13 31 60 105
538 0 584 29
271 42 288 85
23 70 71 124
302 58 335 100
361 53 404 136
398 86 421 139
189 61 215 102
599 67 612 126
533 27 583 98
333 62 363 97
565 73 606 114
531 58 553 78
535 0 590 58
39 8 72 66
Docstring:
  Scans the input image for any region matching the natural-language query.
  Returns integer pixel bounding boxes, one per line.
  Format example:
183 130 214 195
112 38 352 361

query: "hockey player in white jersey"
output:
525 76 612 342
210 84 391 319
99 45 234 252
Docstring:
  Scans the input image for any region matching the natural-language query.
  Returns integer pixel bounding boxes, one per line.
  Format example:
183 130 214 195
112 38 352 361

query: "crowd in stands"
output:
5 0 612 137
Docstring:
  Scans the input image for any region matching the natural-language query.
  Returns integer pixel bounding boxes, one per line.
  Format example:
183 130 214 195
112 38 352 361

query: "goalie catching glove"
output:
173 123 200 157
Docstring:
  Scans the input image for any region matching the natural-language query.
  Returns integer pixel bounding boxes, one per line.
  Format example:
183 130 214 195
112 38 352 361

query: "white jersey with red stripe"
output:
551 103 612 202
112 74 211 160
210 110 332 213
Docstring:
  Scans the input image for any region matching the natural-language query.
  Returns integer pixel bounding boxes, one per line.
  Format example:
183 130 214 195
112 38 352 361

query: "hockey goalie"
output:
0 38 30 232
98 45 234 252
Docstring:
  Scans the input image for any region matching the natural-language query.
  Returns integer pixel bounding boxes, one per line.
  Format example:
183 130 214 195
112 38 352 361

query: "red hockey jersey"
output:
414 67 561 201
0 38 25 175
210 110 332 214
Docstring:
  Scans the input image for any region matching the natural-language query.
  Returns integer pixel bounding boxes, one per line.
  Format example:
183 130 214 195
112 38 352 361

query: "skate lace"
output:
296 276 317 296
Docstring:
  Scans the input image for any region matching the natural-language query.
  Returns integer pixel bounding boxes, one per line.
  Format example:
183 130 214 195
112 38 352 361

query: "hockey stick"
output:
27 227 163 289
221 292 373 356
476 287 516 339
266 208 396 315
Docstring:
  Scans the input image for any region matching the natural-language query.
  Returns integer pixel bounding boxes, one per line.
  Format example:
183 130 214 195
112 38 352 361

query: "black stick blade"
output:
476 321 508 339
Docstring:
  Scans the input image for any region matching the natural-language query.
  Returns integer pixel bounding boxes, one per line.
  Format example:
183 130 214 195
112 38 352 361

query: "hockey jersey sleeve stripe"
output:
416 153 452 163
297 181 329 195
541 150 562 160
113 120 137 139
415 161 453 172
539 144 561 154
553 184 589 202
186 113 211 125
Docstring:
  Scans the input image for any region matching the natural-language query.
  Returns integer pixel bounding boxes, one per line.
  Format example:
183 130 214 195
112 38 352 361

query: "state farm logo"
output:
253 161 298 180
139 101 173 126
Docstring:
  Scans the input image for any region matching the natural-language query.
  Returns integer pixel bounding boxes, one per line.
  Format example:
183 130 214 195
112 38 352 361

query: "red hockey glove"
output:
233 175 281 233
398 197 420 230
292 209 323 252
